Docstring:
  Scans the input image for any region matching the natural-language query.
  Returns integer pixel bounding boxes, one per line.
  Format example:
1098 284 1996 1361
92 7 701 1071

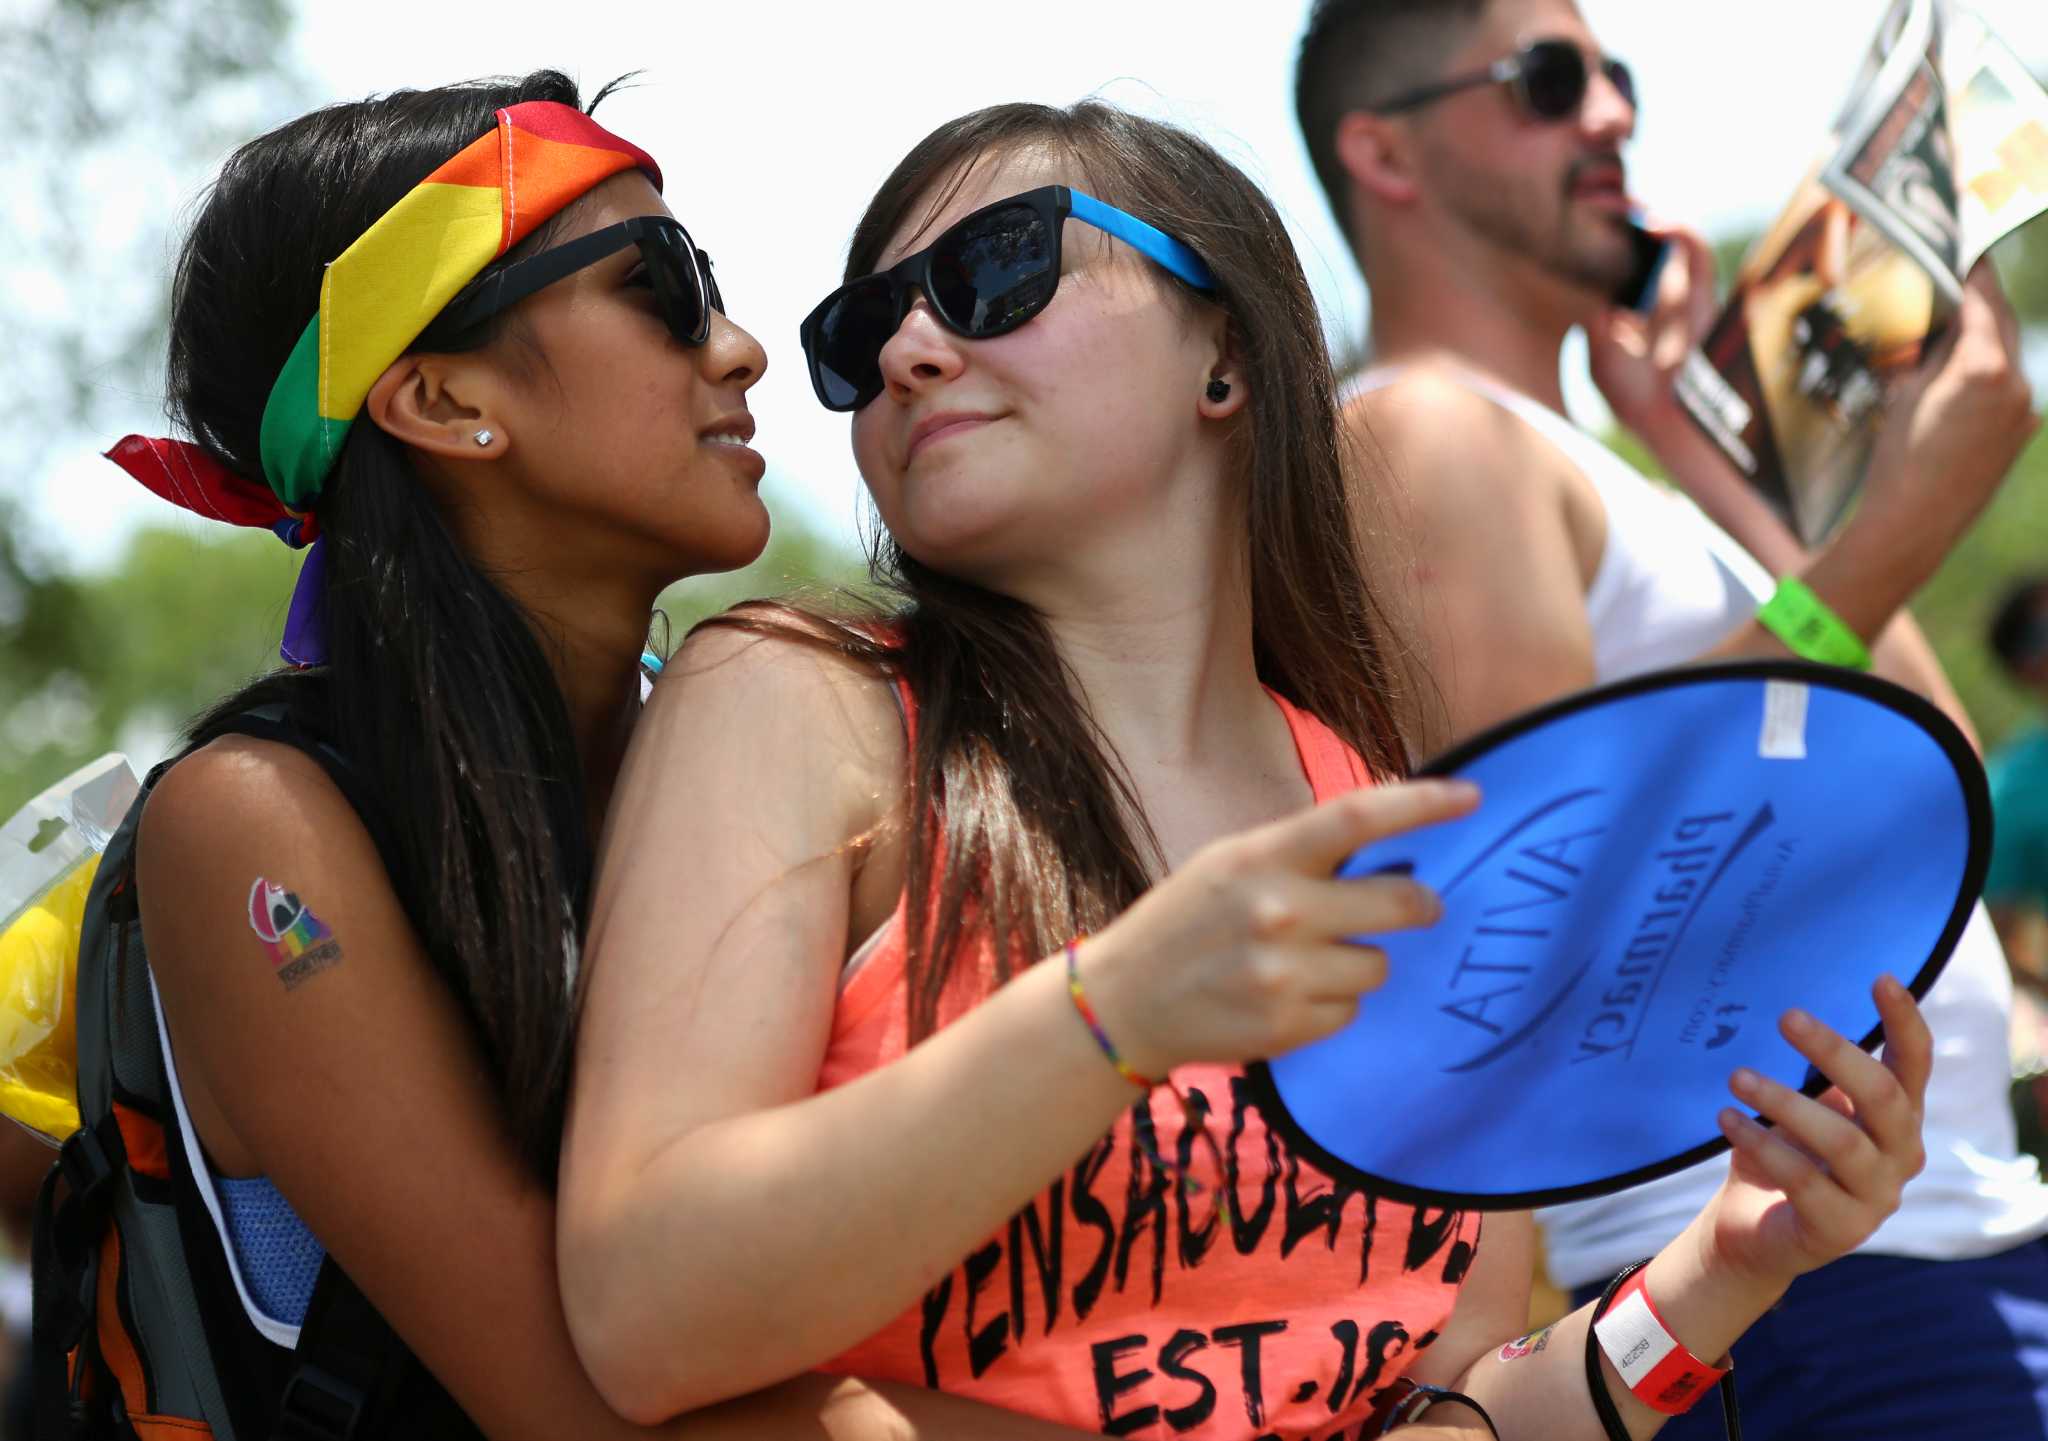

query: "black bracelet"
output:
1377 1378 1501 1437
1584 1260 1648 1441
1583 1260 1745 1441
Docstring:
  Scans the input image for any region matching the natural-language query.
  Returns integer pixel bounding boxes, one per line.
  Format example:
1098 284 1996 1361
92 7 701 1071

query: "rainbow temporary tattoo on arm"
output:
248 879 344 991
1498 1324 1554 1362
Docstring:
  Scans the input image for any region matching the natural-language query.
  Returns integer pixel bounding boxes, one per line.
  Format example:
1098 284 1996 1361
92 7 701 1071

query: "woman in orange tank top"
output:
559 103 1934 1441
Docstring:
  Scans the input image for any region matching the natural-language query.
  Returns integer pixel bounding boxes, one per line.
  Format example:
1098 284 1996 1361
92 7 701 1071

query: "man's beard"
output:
1439 155 1636 297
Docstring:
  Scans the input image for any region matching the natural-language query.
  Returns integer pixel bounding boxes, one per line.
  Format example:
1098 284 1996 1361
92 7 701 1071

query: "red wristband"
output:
1591 1268 1731 1415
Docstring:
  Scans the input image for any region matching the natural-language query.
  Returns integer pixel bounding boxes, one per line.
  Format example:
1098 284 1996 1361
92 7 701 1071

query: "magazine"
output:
1675 0 2048 543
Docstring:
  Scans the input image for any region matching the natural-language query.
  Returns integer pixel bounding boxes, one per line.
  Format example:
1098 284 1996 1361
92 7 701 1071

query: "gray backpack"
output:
31 706 478 1440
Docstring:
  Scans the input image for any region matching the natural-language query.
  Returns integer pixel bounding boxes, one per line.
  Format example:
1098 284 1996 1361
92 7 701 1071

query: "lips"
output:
1568 157 1631 207
906 410 1000 462
699 411 757 446
698 410 765 484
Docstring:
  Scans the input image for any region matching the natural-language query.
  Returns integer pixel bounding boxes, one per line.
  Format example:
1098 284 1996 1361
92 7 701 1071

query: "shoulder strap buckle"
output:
57 1114 125 1201
273 1362 368 1441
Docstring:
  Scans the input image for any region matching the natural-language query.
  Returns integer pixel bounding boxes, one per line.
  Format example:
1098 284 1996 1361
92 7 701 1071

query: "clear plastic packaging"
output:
0 755 140 1144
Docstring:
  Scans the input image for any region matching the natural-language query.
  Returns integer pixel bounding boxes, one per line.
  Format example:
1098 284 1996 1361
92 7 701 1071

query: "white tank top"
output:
1350 364 2048 1287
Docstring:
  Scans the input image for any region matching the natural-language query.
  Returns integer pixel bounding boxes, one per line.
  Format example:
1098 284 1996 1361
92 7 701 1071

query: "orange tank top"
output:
816 687 1478 1439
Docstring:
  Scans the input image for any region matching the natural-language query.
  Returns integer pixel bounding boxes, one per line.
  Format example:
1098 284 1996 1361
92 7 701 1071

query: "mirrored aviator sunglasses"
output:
415 214 723 351
799 184 1215 413
1372 37 1635 123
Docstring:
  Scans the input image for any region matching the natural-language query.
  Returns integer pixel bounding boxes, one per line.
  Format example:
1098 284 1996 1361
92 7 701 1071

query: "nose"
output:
1579 60 1636 144
704 312 768 391
877 292 967 403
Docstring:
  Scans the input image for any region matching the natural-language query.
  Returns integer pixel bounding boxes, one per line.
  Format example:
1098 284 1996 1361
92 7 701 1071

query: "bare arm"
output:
1631 410 1980 749
138 740 1084 1441
1592 235 2030 738
559 626 1475 1421
1392 274 2032 749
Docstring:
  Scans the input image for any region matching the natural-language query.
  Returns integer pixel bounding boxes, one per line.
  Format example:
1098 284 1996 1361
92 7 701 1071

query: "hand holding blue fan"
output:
1247 660 1980 1211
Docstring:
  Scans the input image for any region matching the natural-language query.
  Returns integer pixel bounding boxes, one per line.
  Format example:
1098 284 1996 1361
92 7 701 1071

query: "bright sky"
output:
18 0 2048 570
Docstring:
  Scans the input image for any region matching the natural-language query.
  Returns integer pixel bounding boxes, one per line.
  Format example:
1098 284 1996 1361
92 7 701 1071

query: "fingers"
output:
1724 992 1928 1207
1254 779 1480 877
1945 261 2021 373
1301 942 1390 1001
1727 1064 1884 1202
1669 224 1720 346
1963 257 2021 350
1782 1002 1924 1164
1898 304 1961 393
1718 1108 1868 1239
1243 870 1443 944
1219 941 1389 1055
1873 975 1934 1110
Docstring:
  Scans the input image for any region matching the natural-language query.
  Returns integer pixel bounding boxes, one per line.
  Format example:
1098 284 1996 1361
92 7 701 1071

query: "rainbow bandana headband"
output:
107 100 661 666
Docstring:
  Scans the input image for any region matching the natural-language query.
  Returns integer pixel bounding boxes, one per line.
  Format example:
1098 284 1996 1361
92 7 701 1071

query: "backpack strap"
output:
269 1261 412 1441
36 706 471 1440
29 1115 124 1437
185 711 426 1440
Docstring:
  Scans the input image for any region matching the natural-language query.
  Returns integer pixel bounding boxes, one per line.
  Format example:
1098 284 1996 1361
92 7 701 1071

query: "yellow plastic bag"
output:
0 756 140 1145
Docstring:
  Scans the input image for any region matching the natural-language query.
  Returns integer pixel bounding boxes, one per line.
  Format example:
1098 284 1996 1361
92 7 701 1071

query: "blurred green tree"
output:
2 0 312 812
1993 224 2048 326
0 520 285 815
2 507 868 817
0 0 310 483
654 513 873 646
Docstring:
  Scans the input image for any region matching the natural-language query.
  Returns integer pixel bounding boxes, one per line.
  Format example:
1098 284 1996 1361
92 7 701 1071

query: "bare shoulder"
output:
613 611 911 879
140 734 374 899
1343 363 1566 515
137 733 435 1175
137 733 412 1007
650 612 906 781
1343 363 1528 451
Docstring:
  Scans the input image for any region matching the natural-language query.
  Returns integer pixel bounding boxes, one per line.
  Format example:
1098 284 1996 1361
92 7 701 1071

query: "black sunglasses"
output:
798 184 1216 413
415 215 722 352
1371 38 1636 122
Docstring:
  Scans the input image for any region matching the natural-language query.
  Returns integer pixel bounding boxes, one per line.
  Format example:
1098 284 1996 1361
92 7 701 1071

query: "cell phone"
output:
1612 219 1674 314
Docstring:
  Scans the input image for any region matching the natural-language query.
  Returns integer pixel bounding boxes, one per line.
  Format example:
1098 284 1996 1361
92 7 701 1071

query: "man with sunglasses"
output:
1297 2 2048 1438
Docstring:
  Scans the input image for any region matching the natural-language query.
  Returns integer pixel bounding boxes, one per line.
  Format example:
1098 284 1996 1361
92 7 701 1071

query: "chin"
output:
722 508 775 572
892 522 1020 590
677 503 773 581
889 482 1031 574
1552 231 1637 302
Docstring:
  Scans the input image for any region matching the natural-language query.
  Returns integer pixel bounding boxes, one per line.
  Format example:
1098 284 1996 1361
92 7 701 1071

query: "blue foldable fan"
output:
1246 661 1988 1210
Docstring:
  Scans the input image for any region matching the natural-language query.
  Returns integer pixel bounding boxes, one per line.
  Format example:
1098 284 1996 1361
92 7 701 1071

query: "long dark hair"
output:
716 101 1415 1041
168 71 621 1175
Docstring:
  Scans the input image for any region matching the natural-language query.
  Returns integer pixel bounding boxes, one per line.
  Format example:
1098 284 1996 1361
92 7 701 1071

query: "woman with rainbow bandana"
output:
94 72 1095 1439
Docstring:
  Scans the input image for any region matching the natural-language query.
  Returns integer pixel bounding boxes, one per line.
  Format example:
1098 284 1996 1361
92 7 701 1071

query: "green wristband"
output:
1757 577 1872 670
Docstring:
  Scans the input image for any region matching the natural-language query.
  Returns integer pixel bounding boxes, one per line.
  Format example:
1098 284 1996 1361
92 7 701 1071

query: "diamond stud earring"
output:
474 429 495 447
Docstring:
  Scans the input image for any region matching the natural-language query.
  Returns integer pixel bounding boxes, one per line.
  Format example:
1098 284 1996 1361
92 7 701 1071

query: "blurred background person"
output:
1991 577 2048 987
1296 0 2048 1437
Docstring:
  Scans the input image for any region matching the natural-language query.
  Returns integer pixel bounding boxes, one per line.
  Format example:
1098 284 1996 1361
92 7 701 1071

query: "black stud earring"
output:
1206 379 1231 403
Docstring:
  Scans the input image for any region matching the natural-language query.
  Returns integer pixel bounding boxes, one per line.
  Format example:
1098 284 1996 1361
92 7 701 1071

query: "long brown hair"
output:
715 101 1413 1040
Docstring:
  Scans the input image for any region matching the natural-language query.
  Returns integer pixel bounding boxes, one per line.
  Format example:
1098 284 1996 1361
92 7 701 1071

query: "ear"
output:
363 354 505 461
1197 319 1250 422
1336 110 1421 210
